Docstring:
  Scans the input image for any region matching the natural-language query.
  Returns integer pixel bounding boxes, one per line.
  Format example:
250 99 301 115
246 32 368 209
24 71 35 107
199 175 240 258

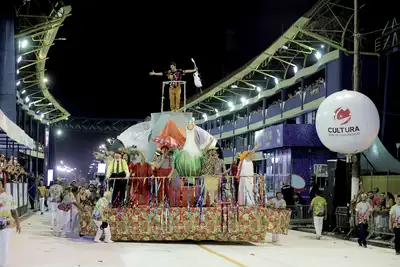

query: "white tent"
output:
361 137 400 174
0 110 34 150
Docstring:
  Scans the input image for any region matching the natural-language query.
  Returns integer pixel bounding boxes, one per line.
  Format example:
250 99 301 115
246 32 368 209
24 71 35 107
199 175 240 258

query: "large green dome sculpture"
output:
173 122 204 177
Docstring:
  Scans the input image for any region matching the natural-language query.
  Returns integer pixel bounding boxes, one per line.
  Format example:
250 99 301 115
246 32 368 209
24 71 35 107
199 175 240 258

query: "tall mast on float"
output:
351 0 361 199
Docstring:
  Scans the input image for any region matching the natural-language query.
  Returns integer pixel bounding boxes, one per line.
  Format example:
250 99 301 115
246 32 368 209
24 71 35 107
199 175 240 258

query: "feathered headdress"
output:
125 146 146 161
93 151 107 161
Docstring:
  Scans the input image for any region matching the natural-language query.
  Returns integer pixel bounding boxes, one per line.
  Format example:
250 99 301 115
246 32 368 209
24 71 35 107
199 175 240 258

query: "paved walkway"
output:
6 212 399 267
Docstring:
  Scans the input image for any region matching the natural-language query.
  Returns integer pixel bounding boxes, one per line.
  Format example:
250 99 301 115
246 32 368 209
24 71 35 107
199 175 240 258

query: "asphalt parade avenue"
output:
6 213 398 267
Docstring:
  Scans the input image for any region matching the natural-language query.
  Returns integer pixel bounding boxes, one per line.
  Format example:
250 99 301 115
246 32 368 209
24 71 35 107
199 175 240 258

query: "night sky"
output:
49 0 319 173
47 0 317 118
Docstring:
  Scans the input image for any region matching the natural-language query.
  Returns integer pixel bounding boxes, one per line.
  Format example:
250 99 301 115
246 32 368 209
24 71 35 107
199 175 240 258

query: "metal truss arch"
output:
52 117 143 134
15 1 72 124
180 0 384 121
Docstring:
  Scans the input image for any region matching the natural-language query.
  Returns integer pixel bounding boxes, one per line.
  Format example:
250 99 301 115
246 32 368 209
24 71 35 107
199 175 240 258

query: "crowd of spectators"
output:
0 154 27 183
288 77 325 99
220 77 325 124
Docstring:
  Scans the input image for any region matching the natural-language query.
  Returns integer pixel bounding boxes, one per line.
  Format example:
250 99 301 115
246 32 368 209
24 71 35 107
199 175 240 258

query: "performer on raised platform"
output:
155 146 175 202
149 62 197 111
237 144 259 206
202 147 226 207
106 142 130 207
130 150 153 206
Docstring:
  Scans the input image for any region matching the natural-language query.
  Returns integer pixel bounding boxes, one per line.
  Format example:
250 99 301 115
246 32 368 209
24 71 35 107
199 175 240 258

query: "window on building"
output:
305 110 316 124
248 131 256 147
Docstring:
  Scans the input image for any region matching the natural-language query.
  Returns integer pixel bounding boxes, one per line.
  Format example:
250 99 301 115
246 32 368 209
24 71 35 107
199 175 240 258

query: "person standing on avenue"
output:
389 195 400 255
92 191 113 243
49 179 63 229
355 193 371 248
267 192 287 242
37 179 47 215
0 179 21 267
309 190 327 240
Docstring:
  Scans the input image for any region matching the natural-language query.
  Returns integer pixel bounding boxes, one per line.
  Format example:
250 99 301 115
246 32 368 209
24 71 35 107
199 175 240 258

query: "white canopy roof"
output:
0 110 34 150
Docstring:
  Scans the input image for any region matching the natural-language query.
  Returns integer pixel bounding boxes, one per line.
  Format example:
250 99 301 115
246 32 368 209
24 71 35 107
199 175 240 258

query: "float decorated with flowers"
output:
82 112 291 242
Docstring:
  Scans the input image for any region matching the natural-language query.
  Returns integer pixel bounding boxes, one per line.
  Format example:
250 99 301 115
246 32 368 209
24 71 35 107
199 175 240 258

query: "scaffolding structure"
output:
15 1 72 124
52 117 142 134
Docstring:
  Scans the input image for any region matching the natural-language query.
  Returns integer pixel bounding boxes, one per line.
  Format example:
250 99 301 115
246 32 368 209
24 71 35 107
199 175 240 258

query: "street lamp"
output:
56 129 62 136
20 39 28 49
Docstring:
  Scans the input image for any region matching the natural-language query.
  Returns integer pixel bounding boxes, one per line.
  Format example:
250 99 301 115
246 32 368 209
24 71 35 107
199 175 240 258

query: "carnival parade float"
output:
82 111 291 242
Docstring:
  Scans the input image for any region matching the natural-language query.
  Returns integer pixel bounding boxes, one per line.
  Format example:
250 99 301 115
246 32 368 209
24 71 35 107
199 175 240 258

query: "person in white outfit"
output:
267 192 286 242
37 179 47 215
0 180 21 267
70 186 81 236
49 179 63 229
93 191 113 243
56 186 83 238
355 193 371 247
238 148 258 206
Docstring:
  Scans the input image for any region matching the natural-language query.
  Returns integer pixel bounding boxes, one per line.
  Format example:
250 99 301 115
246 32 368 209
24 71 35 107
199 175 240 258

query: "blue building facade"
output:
0 10 47 178
195 49 379 199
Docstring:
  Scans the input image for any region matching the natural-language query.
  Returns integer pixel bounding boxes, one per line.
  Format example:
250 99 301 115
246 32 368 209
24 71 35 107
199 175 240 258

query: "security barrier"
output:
332 206 351 234
367 210 395 246
287 205 313 226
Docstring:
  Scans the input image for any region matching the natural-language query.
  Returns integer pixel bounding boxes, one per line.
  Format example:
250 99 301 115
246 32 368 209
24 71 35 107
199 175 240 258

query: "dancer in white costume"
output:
49 179 63 229
237 144 259 206
93 191 113 243
0 180 21 267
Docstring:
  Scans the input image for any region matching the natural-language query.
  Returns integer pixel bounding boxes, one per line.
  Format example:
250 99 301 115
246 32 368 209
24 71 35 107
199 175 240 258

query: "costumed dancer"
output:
69 186 81 236
87 184 100 206
49 179 63 230
152 120 184 204
149 62 197 112
0 179 21 267
237 144 260 206
123 153 134 201
92 191 113 243
106 141 130 207
154 146 175 204
56 186 83 238
230 155 239 202
129 150 153 206
201 147 226 207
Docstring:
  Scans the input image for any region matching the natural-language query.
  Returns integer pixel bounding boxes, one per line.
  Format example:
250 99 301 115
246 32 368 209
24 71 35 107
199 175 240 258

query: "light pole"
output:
351 0 361 200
